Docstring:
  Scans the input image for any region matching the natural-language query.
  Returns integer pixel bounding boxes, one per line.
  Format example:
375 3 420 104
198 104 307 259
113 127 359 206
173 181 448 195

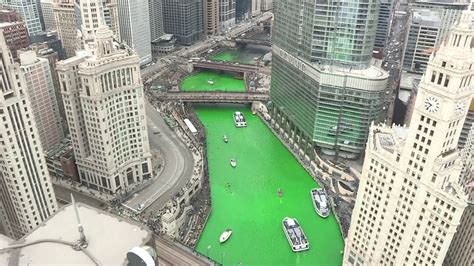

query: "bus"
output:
184 119 198 135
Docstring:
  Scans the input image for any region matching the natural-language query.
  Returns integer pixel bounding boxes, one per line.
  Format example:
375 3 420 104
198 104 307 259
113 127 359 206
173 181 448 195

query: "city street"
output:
53 184 105 210
123 101 194 215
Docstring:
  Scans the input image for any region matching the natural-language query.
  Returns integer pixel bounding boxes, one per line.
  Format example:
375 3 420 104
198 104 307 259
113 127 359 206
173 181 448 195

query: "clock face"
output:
424 96 440 113
455 102 466 115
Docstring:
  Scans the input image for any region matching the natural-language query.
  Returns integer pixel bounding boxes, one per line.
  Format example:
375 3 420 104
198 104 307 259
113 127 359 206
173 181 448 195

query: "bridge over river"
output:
156 91 269 103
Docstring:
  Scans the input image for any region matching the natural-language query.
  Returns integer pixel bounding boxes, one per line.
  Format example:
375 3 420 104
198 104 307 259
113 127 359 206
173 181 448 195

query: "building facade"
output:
374 0 392 49
102 0 119 39
235 0 250 21
57 24 152 194
204 0 219 36
457 97 474 148
0 20 29 60
148 0 164 42
251 0 260 17
219 0 234 30
260 0 272 12
19 50 64 151
0 0 42 36
162 0 203 45
344 11 474 265
53 0 79 58
116 0 151 65
40 0 56 31
0 33 57 239
271 0 388 158
402 0 468 73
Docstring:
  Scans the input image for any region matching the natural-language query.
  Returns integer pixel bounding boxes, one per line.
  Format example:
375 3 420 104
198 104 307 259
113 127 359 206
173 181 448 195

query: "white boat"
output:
208 79 214 85
311 188 330 218
219 229 232 243
223 135 228 143
233 111 247 128
230 159 237 168
282 217 309 252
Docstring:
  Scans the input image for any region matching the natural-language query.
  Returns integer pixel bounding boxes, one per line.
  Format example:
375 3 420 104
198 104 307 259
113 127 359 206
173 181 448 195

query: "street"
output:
123 101 194 215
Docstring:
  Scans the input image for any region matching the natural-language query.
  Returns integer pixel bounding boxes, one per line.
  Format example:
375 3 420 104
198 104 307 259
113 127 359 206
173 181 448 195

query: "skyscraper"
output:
148 0 164 41
0 0 43 36
344 11 474 265
57 23 153 194
116 0 151 65
162 0 203 45
40 0 56 31
219 0 235 30
235 0 250 21
270 0 388 158
204 0 219 36
19 50 64 151
53 0 79 58
0 32 57 239
374 0 392 49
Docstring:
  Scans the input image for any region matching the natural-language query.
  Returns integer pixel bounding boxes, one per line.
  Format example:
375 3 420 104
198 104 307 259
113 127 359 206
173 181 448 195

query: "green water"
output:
181 70 246 92
210 48 268 65
195 106 344 265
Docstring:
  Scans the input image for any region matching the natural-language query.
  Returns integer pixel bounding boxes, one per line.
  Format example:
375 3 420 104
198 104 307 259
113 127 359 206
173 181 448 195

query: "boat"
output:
230 159 237 168
310 188 330 218
233 111 247 128
282 217 309 252
223 135 228 143
208 79 214 85
219 229 232 243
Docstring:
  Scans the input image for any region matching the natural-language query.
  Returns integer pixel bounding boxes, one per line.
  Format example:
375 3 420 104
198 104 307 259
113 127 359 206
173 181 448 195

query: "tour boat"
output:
233 111 247 128
223 135 228 143
219 229 232 243
310 188 330 218
282 217 309 252
208 79 214 85
230 159 237 168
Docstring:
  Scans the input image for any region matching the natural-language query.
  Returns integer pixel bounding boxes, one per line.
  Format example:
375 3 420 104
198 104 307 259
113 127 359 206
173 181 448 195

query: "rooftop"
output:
0 203 152 265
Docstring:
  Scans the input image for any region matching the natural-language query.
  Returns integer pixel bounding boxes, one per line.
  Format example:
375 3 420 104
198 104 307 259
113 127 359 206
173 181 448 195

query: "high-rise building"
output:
40 0 56 31
0 20 29 60
102 0 119 40
162 0 203 45
402 0 468 73
19 50 64 151
235 0 250 21
250 0 260 17
374 0 393 49
116 0 151 65
0 32 57 239
444 124 473 266
0 0 43 36
53 0 79 58
204 0 219 36
29 30 66 60
79 0 120 42
219 0 235 30
148 0 164 41
0 8 22 22
344 11 474 265
260 0 272 12
57 24 153 194
402 9 442 73
271 0 388 158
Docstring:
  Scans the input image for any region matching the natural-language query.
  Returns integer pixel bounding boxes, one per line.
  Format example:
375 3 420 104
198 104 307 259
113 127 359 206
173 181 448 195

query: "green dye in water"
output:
181 70 246 92
195 106 344 265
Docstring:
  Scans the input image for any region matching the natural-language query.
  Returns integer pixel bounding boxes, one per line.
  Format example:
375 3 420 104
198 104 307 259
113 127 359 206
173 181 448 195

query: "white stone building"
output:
53 0 79 58
344 11 474 265
40 0 56 31
57 23 152 194
0 33 57 239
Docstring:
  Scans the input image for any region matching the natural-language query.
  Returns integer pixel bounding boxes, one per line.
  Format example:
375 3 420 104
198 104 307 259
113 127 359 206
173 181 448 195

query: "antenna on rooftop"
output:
71 193 88 249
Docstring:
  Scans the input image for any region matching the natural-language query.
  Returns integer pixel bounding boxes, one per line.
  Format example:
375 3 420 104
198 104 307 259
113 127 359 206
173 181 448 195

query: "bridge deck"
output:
157 91 269 103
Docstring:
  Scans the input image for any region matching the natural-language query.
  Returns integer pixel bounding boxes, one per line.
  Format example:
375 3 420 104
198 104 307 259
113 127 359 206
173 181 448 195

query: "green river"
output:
195 106 344 265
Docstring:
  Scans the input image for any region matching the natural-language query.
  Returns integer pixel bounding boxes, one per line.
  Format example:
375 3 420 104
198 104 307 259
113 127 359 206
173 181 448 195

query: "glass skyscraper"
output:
270 0 388 158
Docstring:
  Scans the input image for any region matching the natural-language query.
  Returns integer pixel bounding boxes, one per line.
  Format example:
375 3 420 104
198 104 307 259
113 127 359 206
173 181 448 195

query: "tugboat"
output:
282 217 309 252
219 229 232 243
223 135 228 143
230 159 237 168
310 188 330 218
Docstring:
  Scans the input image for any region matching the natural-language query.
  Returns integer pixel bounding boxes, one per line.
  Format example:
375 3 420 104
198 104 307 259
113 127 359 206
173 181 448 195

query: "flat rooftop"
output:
1 203 152 265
